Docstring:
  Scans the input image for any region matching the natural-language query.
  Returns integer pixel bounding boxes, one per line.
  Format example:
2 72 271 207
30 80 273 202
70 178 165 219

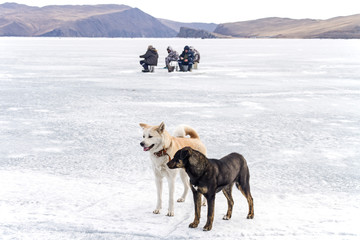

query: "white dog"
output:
139 122 207 216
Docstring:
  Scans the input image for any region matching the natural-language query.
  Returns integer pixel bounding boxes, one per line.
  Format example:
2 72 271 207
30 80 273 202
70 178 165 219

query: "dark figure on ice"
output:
178 45 194 72
140 45 159 72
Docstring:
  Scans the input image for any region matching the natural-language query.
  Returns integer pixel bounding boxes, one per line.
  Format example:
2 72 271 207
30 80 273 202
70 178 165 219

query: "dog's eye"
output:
143 135 145 138
149 135 153 138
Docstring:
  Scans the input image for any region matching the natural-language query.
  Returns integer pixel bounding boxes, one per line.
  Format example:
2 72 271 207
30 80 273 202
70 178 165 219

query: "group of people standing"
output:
139 45 200 72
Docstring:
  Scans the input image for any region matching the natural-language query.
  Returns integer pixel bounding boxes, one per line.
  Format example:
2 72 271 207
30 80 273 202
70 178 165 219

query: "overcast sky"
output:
1 0 359 23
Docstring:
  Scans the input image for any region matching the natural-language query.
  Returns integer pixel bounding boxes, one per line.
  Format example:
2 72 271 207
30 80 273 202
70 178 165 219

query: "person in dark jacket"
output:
139 45 159 72
178 45 194 71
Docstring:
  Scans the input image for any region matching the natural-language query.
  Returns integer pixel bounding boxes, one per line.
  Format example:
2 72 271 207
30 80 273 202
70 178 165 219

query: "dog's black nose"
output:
167 160 176 169
167 161 173 168
140 142 145 147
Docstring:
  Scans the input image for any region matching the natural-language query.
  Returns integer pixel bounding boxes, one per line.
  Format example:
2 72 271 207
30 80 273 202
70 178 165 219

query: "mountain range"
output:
214 15 360 38
1 2 359 38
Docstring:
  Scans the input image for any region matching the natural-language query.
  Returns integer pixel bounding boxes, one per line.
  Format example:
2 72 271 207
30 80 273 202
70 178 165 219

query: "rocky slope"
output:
1 3 359 38
176 27 230 38
0 3 178 37
214 15 360 38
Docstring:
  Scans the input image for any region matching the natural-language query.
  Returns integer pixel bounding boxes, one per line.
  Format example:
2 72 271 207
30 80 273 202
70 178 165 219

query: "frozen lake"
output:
0 37 360 239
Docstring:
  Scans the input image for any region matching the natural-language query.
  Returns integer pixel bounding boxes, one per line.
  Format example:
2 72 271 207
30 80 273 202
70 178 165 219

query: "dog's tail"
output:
173 125 200 139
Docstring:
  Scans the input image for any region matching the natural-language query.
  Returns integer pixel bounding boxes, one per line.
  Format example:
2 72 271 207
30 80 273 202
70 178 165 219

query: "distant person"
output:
139 45 158 72
190 46 200 64
178 45 194 71
165 46 179 68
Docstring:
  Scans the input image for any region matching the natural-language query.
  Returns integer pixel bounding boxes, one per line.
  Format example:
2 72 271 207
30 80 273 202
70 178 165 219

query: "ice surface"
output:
0 38 360 239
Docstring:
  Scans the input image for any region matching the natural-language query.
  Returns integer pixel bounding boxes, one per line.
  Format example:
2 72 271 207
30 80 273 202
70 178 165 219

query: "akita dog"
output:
139 122 206 216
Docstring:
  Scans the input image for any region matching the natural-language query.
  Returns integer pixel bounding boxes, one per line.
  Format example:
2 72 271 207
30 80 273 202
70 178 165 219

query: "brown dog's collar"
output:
154 148 171 162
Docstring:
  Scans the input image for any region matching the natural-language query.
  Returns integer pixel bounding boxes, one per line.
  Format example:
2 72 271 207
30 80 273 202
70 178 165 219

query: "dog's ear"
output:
184 147 202 167
139 123 150 129
187 150 198 166
183 147 193 155
156 122 165 134
181 147 193 161
187 149 206 176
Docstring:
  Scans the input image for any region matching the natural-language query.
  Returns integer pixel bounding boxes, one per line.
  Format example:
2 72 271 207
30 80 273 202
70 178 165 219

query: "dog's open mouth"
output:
143 144 154 151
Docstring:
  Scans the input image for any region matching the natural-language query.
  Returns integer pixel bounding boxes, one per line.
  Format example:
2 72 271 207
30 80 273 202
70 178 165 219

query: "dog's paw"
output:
166 211 174 217
223 215 231 220
247 214 254 219
153 209 161 214
189 222 198 228
203 225 212 231
177 197 185 202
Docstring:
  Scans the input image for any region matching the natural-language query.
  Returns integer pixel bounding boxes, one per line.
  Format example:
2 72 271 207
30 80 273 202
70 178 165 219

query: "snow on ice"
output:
0 38 360 239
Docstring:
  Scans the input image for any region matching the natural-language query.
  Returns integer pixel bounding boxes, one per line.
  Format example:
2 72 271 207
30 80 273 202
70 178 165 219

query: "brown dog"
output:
167 147 254 231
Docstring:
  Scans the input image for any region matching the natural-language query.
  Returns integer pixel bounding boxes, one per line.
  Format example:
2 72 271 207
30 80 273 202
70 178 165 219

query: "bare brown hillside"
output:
214 15 360 38
1 3 359 38
0 3 177 37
